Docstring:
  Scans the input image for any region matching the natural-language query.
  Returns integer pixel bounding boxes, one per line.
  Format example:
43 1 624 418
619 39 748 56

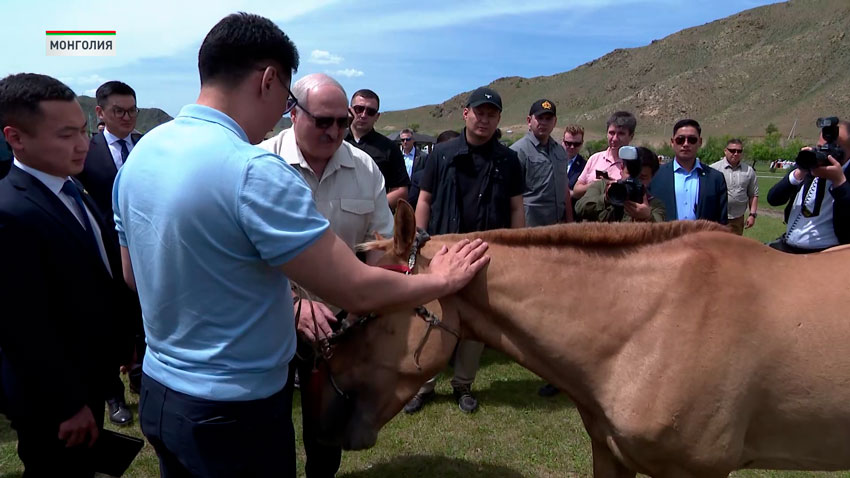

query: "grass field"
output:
3 173 837 478
3 350 850 478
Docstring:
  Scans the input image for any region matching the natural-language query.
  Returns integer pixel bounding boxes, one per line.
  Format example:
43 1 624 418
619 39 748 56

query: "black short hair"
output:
436 130 460 143
351 89 380 110
95 81 136 107
673 119 701 136
198 12 299 88
727 138 743 147
636 146 660 175
606 111 637 135
0 73 76 133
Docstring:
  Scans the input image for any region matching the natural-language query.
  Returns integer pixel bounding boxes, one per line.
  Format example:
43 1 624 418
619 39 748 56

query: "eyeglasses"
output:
351 105 378 117
283 91 298 115
297 104 352 130
674 135 699 145
111 106 139 119
727 148 743 154
563 140 583 148
400 137 413 142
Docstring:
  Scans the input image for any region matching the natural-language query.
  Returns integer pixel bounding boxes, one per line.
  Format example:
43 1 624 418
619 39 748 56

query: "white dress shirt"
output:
103 128 135 170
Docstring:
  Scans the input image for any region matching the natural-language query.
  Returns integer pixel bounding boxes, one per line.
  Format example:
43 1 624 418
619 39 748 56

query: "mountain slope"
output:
379 0 850 142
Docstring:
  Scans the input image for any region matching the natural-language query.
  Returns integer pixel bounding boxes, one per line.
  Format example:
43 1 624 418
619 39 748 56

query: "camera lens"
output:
607 182 627 207
795 150 819 170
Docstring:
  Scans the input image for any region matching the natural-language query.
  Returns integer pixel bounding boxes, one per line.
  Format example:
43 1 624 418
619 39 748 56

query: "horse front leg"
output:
590 438 636 478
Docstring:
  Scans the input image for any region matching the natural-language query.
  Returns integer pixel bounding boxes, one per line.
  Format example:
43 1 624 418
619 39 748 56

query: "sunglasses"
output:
727 148 743 154
297 105 352 130
674 135 700 145
352 105 378 116
400 137 414 142
563 140 583 148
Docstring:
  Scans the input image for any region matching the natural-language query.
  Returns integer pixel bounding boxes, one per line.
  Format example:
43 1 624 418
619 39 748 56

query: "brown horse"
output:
307 201 850 478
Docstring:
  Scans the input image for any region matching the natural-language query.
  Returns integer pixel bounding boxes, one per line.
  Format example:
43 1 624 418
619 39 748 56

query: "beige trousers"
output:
728 215 745 235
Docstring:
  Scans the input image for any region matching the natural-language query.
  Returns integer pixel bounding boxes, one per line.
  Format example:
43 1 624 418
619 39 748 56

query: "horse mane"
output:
358 220 729 252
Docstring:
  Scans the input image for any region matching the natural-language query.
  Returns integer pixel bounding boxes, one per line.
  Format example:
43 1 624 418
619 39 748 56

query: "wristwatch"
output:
749 212 758 218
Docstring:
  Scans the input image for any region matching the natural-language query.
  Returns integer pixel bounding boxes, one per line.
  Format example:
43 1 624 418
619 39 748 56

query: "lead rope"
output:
292 283 328 371
412 306 460 370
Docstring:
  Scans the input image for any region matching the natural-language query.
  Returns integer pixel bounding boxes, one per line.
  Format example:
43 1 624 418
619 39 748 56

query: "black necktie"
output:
61 180 100 254
117 139 130 167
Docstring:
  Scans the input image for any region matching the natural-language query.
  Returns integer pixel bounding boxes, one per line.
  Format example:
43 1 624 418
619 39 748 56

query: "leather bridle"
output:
297 229 461 401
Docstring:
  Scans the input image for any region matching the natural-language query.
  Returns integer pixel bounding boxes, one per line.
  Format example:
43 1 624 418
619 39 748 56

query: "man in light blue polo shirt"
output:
113 13 490 477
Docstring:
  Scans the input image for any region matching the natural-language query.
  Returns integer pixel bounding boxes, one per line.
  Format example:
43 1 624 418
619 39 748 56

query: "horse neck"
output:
425 237 657 407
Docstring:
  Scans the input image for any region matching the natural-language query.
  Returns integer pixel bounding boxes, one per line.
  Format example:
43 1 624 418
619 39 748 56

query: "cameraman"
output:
575 146 666 222
767 120 850 253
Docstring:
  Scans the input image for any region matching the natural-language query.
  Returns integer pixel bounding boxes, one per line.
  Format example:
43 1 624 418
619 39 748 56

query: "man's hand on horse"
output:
295 299 337 342
429 238 490 293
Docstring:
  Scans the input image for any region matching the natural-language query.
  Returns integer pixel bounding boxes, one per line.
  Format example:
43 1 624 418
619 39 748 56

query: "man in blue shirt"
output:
650 119 728 224
114 13 490 477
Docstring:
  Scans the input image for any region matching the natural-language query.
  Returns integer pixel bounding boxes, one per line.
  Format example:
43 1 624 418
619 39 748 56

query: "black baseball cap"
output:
467 87 502 111
529 99 556 117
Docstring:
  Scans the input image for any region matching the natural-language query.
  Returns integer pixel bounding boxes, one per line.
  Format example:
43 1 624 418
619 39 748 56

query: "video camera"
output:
795 117 845 170
607 146 645 207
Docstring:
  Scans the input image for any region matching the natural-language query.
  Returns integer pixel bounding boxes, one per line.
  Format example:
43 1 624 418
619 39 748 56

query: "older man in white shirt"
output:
259 73 393 478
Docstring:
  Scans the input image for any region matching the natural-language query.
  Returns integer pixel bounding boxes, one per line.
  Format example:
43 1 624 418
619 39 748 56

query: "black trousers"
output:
139 373 295 478
1 349 106 477
288 348 343 478
15 401 105 478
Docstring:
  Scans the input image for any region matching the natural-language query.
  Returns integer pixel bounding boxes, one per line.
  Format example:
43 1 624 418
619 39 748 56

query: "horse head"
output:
308 200 462 450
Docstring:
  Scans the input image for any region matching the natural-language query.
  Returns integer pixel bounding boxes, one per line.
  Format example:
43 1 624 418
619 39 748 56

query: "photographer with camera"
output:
575 146 666 222
766 117 850 253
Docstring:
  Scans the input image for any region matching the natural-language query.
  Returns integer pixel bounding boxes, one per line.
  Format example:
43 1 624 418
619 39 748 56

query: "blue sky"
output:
1 0 783 117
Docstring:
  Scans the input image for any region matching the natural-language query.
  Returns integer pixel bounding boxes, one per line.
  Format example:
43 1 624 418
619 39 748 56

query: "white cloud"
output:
309 49 343 65
333 68 364 78
61 74 107 85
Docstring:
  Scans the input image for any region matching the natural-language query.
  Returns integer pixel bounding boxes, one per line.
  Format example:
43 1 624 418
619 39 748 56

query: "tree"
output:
584 139 608 156
408 123 419 132
765 123 779 136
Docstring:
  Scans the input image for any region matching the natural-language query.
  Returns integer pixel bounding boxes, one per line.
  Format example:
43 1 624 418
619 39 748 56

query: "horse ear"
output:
393 200 416 257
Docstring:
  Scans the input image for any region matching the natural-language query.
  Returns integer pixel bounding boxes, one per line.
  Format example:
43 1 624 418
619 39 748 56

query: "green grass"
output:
3 352 850 477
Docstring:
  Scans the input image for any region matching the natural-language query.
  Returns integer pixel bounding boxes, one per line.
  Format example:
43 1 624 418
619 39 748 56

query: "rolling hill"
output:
378 0 850 143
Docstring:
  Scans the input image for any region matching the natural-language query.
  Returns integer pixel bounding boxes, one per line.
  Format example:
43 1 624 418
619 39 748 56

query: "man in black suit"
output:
77 81 141 222
76 80 142 426
563 124 587 192
650 119 728 224
563 124 587 224
0 73 132 477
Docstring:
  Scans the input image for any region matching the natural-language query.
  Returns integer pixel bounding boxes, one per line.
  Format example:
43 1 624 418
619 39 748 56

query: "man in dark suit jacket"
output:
650 119 728 224
75 81 143 426
0 73 133 477
766 120 850 253
563 125 587 191
77 81 141 225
